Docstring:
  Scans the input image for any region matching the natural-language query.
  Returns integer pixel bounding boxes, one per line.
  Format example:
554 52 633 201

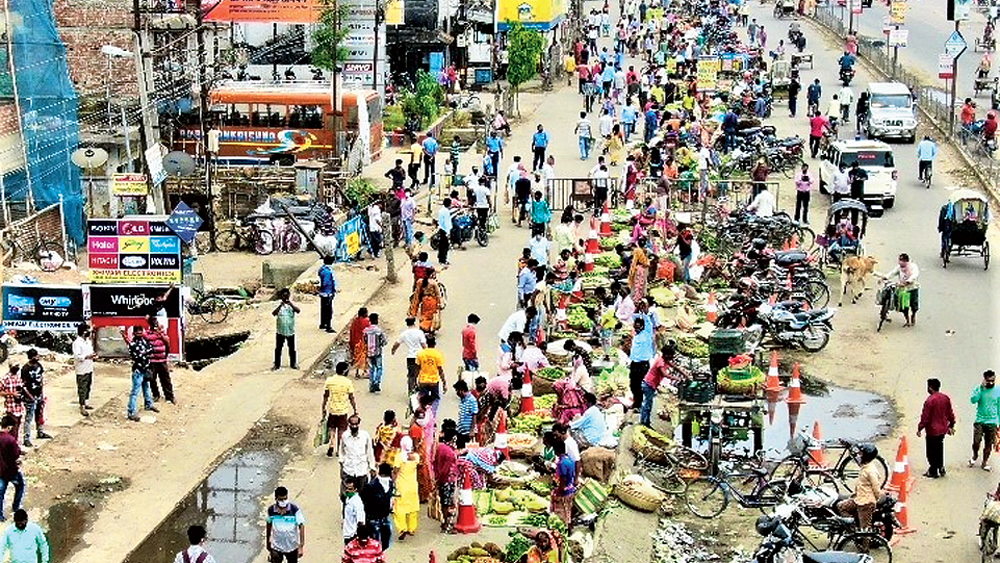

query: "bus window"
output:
268 104 288 127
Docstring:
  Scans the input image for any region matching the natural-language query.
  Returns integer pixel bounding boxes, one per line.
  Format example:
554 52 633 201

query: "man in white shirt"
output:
367 202 383 258
832 163 851 203
464 166 480 192
498 307 537 344
339 414 376 498
391 317 427 393
540 155 556 188
598 109 614 139
471 180 492 232
72 323 96 417
342 479 366 544
529 232 551 266
747 184 776 217
174 525 216 563
838 86 854 122
436 200 453 265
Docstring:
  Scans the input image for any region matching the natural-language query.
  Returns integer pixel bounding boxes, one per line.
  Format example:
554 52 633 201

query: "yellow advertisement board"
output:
497 0 566 28
697 57 721 92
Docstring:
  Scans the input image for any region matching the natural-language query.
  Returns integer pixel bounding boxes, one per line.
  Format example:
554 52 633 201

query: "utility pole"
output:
373 1 384 96
195 6 216 250
381 211 397 283
891 25 899 79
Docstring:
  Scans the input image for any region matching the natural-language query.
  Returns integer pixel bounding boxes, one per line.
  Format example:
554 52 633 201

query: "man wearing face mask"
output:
970 370 1000 471
361 463 395 551
265 486 305 563
1 509 48 563
342 481 366 545
339 415 376 499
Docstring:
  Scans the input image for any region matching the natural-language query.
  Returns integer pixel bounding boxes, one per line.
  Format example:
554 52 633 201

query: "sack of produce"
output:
574 478 610 515
613 475 665 512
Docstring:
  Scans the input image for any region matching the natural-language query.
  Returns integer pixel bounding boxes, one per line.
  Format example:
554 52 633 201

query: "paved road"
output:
824 0 994 101
753 4 1000 561
366 6 1000 562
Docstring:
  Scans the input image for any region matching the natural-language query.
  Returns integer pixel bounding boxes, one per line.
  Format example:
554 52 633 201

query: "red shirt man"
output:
461 315 480 371
917 378 955 478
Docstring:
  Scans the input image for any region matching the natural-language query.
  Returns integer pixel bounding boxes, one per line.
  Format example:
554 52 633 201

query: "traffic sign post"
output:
945 25 966 132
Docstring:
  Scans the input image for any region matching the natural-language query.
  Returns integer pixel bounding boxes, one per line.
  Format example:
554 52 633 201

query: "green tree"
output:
401 70 445 128
505 21 545 103
311 0 351 71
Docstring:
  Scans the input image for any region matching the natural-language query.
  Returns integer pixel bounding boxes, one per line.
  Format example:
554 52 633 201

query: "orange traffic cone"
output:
886 436 914 493
894 476 917 535
520 369 535 414
766 392 780 425
706 292 718 323
765 351 784 393
586 228 600 254
808 421 827 468
495 415 510 459
599 202 612 236
454 470 481 533
786 363 806 405
430 551 439 563
583 250 595 272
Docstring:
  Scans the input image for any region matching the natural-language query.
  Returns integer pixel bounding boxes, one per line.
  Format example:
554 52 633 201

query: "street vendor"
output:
524 530 562 563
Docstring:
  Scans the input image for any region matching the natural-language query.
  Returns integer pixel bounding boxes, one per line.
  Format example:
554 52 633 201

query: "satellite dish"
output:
163 151 196 177
70 147 109 169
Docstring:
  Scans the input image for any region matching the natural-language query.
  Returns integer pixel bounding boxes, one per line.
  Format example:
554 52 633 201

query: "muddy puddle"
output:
47 476 131 563
119 420 304 563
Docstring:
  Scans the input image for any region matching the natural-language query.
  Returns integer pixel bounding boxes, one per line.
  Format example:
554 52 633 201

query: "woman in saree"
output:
607 123 625 166
478 394 510 447
413 395 437 502
457 446 506 489
411 272 443 334
629 235 651 301
348 307 370 377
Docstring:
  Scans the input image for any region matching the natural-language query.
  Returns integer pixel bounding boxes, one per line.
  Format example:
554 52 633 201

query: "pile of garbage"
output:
651 520 721 563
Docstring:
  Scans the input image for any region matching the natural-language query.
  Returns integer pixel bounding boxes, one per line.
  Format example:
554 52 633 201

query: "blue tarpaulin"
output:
7 0 83 243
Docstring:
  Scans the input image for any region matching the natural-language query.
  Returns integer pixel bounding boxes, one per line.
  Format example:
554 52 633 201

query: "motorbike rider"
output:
979 52 993 80
984 112 998 151
916 136 938 182
838 51 856 74
835 443 882 537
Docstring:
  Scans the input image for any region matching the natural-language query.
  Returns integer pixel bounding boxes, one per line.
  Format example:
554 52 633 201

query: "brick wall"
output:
54 0 138 98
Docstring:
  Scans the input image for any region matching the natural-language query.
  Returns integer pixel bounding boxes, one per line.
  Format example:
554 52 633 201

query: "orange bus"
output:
176 83 383 165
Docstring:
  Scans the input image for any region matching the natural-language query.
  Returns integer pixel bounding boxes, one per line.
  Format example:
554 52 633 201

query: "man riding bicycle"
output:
917 136 938 182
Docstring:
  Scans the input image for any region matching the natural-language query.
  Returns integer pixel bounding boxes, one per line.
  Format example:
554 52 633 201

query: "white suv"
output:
817 139 898 214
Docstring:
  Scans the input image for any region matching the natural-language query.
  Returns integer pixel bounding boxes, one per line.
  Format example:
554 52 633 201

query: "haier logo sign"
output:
39 296 72 308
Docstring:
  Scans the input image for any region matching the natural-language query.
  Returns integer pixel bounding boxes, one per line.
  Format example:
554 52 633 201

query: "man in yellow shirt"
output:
322 361 357 457
406 141 422 189
836 443 882 537
563 54 576 86
415 334 446 410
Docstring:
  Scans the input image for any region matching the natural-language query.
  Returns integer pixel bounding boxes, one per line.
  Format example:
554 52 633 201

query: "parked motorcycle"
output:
753 512 874 563
745 301 835 352
429 211 488 249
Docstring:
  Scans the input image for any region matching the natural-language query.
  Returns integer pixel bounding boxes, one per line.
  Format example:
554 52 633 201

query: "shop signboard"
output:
1 284 84 331
83 284 183 360
87 217 182 284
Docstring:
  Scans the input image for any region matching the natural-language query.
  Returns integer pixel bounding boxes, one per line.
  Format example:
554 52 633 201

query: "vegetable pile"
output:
510 412 553 435
566 306 594 330
595 364 629 396
676 337 709 358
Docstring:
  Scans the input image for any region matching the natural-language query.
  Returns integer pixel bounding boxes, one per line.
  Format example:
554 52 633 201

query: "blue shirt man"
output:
622 105 637 125
422 135 439 156
917 137 938 161
317 257 338 331
455 381 479 436
570 401 607 446
436 204 452 233
629 314 655 362
3 512 49 563
318 262 337 296
601 64 615 84
485 134 503 154
517 265 537 304
532 129 549 149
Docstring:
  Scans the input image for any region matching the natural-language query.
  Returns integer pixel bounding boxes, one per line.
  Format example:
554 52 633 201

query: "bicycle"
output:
775 499 894 563
685 462 788 518
1 236 65 272
185 288 230 324
771 431 889 493
633 452 688 495
215 219 274 255
918 161 933 189
876 280 899 333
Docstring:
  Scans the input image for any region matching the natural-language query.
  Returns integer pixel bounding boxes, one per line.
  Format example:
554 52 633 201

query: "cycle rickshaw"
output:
816 198 868 269
939 188 991 270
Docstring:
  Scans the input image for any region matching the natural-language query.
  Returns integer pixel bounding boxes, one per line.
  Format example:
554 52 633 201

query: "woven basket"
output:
613 481 665 512
629 427 674 465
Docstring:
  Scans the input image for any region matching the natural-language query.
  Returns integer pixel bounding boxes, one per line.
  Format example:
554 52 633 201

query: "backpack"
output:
181 549 208 563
